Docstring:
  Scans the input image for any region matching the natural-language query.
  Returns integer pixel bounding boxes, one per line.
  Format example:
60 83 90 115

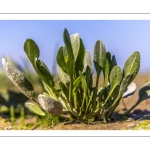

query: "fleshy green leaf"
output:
109 66 123 91
138 82 150 102
123 82 150 116
103 66 122 105
24 38 54 87
2 58 34 99
119 74 133 97
25 102 45 116
24 39 40 67
123 51 140 82
107 74 133 115
93 40 106 72
75 38 85 76
63 28 74 77
59 81 69 100
103 52 111 87
38 94 63 116
83 50 92 72
36 59 54 86
56 46 68 74
112 85 120 100
57 65 70 84
80 71 88 94
110 55 117 72
85 65 93 90
79 71 89 111
42 81 58 100
71 33 80 62
108 55 117 82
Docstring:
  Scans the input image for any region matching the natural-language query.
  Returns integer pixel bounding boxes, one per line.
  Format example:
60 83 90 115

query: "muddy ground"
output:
1 73 150 130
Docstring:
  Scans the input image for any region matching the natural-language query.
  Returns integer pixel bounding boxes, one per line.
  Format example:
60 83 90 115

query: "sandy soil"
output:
1 73 150 130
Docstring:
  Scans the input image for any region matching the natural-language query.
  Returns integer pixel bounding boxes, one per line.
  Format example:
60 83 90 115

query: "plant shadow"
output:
112 109 150 121
0 90 33 119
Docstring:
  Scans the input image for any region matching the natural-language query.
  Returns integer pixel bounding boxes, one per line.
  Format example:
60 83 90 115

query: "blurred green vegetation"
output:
131 120 150 130
0 55 61 129
0 55 44 116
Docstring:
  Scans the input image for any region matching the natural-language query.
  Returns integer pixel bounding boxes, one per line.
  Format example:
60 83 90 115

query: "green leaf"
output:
2 58 34 99
103 66 122 105
119 74 133 97
85 65 93 90
93 40 106 72
25 102 46 117
56 46 68 74
59 81 69 100
80 71 88 94
93 40 106 110
63 28 74 77
103 52 111 87
138 82 150 102
79 71 89 112
106 52 111 64
106 74 133 115
73 77 81 94
112 85 120 100
110 55 117 71
57 65 70 84
24 39 40 67
70 33 80 62
83 50 92 72
75 38 85 76
36 59 54 86
72 76 81 110
38 94 63 116
108 55 117 82
42 81 58 100
63 28 72 55
109 66 123 91
123 82 150 116
123 51 140 82
0 105 9 113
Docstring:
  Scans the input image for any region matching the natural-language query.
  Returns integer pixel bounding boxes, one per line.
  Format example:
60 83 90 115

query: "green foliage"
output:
123 82 150 116
131 120 150 130
10 105 25 130
2 58 34 99
37 112 61 127
2 28 150 124
25 102 46 117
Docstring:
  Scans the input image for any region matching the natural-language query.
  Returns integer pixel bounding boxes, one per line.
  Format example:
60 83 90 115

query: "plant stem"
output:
105 95 121 114
102 90 113 106
93 71 100 110
102 74 107 89
122 101 140 116
48 83 68 103
73 91 78 110
85 91 93 113
69 75 73 105
59 114 74 121
10 105 17 129
19 106 25 129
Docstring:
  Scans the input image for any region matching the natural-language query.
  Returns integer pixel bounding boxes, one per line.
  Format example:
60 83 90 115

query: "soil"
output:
1 73 150 130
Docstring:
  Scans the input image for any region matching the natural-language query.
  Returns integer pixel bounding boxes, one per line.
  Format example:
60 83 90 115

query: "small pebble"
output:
127 123 136 127
126 118 133 121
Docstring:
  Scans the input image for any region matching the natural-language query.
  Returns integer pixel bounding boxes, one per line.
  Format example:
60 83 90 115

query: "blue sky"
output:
0 20 150 73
